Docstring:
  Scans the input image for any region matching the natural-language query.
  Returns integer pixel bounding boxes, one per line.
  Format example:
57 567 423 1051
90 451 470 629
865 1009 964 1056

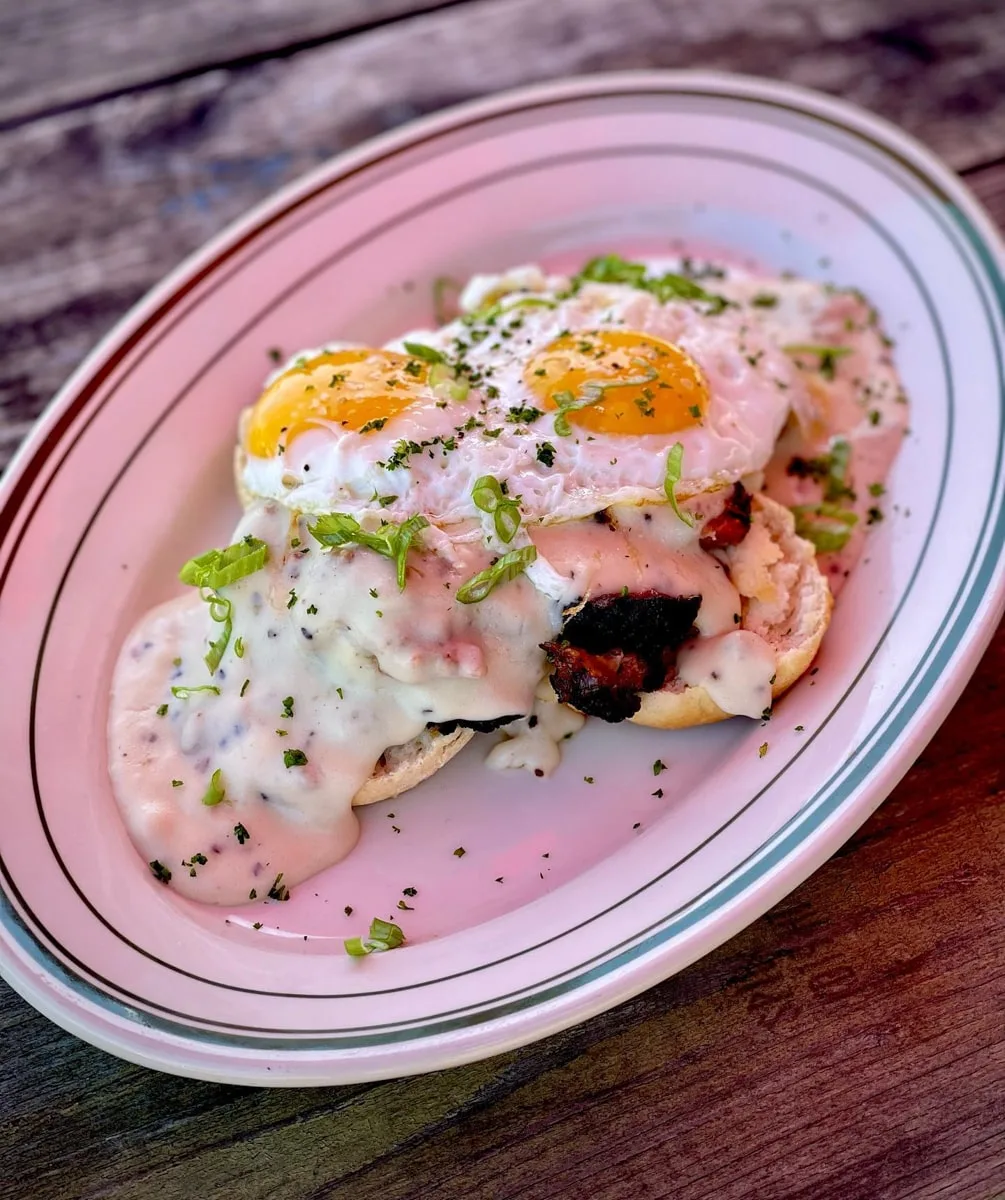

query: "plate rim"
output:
1 69 1003 1085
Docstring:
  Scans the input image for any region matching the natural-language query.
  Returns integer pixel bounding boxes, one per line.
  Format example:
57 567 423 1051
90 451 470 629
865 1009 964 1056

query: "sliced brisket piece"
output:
541 642 650 722
699 482 752 551
543 591 702 723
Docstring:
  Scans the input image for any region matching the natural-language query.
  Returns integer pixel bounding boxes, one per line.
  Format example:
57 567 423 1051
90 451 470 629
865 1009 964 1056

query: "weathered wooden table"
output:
2 3 1003 1197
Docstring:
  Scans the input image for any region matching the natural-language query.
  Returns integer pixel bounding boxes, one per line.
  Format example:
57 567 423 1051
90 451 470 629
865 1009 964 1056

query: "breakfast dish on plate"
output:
109 254 907 905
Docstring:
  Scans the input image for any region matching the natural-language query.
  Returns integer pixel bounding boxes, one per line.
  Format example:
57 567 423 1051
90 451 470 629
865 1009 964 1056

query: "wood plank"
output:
0 619 1001 1200
0 1 473 127
1 0 1003 478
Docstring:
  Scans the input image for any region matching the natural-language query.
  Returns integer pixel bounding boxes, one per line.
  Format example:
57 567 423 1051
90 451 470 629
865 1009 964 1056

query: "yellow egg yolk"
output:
524 329 708 435
244 349 430 457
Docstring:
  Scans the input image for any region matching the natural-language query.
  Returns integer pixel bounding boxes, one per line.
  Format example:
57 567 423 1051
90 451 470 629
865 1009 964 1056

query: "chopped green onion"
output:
471 475 522 543
456 545 537 604
308 512 429 590
552 359 659 436
536 442 556 467
156 704 169 717
178 537 268 590
823 437 853 502
170 685 221 699
402 340 445 364
201 590 233 675
663 443 694 527
234 636 245 659
344 917 405 956
791 502 859 553
570 255 731 313
201 768 226 807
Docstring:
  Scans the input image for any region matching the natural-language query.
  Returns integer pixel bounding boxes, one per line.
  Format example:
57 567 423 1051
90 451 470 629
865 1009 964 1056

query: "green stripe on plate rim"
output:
1 86 1002 1053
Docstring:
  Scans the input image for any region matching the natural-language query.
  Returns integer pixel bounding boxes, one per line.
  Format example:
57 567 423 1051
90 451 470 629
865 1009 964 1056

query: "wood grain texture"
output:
1 2 1003 1198
1 0 1004 475
0 622 1001 1200
0 0 473 126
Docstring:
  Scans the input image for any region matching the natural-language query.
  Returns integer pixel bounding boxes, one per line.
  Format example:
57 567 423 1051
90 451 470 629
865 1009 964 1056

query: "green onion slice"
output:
552 359 659 436
178 536 268 590
791 502 859 553
344 917 406 956
471 475 522 543
456 545 537 604
402 340 445 364
201 768 226 807
170 685 221 698
308 512 429 590
663 443 695 527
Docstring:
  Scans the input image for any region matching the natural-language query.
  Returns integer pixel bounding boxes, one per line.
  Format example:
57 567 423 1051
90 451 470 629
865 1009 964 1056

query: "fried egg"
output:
238 261 808 524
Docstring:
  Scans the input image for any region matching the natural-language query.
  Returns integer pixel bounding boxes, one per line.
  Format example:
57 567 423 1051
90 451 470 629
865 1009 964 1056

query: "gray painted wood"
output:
1 2 1003 1197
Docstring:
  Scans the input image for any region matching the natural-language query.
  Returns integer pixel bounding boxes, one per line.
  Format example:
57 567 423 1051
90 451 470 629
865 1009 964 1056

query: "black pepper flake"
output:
652 788 663 798
234 823 250 845
402 887 417 897
633 822 641 830
344 906 353 916
249 888 257 900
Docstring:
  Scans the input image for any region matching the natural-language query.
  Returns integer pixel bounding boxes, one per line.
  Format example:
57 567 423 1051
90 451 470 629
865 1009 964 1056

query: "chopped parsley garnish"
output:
453 846 466 858
652 759 667 776
201 768 226 807
867 506 884 525
240 678 250 697
759 742 769 758
369 587 379 598
403 359 423 378
344 917 405 956
456 545 537 604
584 776 595 784
308 511 429 590
635 395 655 417
156 703 169 717
287 589 298 609
869 482 886 497
471 475 522 543
171 779 183 788
183 852 208 877
791 502 859 553
536 441 556 467
359 417 388 434
336 687 344 699
283 748 308 768
267 347 283 363
783 343 853 381
868 409 882 426
402 340 445 364
149 860 172 884
751 292 779 308
570 254 732 314
402 886 418 897
506 405 543 425
663 443 694 527
171 684 221 698
281 696 295 719
268 873 290 902
234 823 250 845
397 899 413 911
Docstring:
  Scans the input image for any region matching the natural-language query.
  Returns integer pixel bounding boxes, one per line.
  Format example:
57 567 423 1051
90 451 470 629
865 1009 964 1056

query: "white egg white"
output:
239 261 838 525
